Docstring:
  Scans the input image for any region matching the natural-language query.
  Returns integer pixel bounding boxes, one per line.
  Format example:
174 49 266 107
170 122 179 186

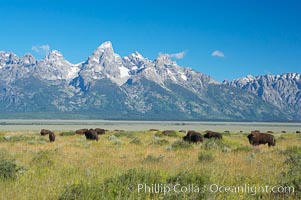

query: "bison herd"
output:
40 128 107 142
39 128 301 147
183 130 222 143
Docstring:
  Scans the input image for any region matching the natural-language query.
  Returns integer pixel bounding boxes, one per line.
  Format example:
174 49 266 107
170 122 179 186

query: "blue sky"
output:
0 0 300 81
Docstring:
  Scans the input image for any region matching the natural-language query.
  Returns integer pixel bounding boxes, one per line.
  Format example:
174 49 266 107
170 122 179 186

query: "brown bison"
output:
183 130 203 143
75 129 88 135
40 129 52 136
204 130 222 139
296 131 300 134
179 130 186 133
247 131 275 147
85 129 98 141
95 128 106 135
162 130 176 136
149 129 159 132
49 131 56 142
267 131 274 134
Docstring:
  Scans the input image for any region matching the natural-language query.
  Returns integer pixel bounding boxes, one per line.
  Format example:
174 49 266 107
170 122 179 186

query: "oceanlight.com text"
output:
136 183 295 196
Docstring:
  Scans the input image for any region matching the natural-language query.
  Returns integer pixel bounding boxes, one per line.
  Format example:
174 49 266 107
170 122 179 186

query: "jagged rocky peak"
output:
22 53 36 67
129 51 145 60
92 41 114 56
155 53 174 65
86 41 119 66
45 50 65 61
0 51 20 65
123 51 148 71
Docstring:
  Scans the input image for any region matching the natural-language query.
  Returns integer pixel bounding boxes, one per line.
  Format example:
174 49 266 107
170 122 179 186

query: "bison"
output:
267 131 274 134
49 131 56 142
183 130 203 143
204 130 222 139
95 128 106 135
149 129 159 132
296 131 300 134
75 129 88 135
247 131 275 147
40 129 52 136
85 129 98 141
162 130 176 136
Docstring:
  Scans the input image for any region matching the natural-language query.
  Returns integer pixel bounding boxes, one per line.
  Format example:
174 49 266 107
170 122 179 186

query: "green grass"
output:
0 130 299 199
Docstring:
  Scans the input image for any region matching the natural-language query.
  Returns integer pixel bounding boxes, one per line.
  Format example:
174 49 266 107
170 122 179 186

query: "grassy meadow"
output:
0 129 300 199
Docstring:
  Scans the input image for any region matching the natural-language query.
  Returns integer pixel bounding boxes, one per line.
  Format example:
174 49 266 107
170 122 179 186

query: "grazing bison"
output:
296 131 300 134
183 130 203 143
204 130 222 139
40 129 52 136
162 130 176 136
149 129 159 132
114 129 124 132
247 131 275 147
267 131 274 134
49 131 56 142
95 128 106 135
85 129 98 141
75 129 88 135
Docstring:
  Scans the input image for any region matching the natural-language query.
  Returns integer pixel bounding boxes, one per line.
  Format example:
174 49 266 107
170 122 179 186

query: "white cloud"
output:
159 51 186 59
32 44 50 55
211 50 225 58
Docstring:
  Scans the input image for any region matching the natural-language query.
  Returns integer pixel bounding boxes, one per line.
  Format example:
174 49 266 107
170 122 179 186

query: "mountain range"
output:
0 41 300 121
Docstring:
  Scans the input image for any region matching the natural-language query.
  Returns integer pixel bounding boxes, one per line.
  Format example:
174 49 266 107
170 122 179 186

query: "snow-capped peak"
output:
0 52 19 66
155 54 174 65
46 50 64 60
130 51 144 60
95 41 113 52
22 53 36 67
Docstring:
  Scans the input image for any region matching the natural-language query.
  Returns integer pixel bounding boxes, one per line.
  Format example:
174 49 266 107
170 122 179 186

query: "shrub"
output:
59 169 163 200
278 146 301 197
0 159 24 180
108 135 122 145
0 135 35 143
166 171 210 199
151 136 169 146
161 130 178 137
58 182 85 200
143 155 164 163
113 132 135 139
233 145 252 152
202 139 229 150
198 152 214 162
171 140 193 149
59 169 210 199
31 150 54 168
59 131 76 136
130 137 141 145
27 137 47 145
154 133 163 138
